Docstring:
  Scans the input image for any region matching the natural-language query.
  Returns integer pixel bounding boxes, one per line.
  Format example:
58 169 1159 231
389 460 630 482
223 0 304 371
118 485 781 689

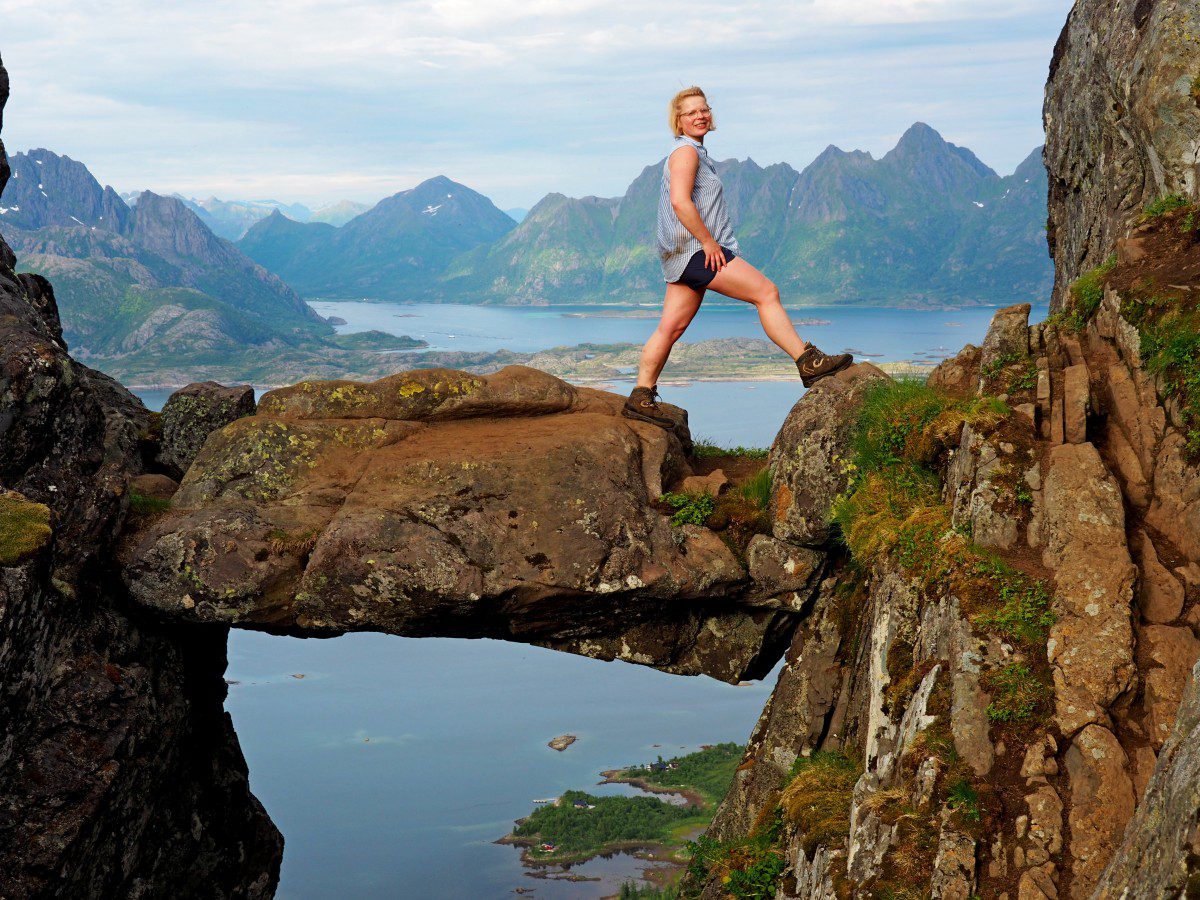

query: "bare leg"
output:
635 282 705 388
707 257 807 361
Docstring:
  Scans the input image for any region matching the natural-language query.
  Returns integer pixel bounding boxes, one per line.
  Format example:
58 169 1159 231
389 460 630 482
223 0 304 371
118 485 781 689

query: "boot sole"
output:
800 355 854 388
621 406 675 430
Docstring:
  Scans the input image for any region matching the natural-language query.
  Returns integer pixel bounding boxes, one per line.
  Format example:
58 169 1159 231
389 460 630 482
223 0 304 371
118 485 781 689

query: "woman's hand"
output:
702 240 727 272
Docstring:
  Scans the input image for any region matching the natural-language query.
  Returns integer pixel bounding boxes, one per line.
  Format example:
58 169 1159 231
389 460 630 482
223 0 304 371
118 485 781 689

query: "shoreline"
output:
597 769 707 808
120 361 933 394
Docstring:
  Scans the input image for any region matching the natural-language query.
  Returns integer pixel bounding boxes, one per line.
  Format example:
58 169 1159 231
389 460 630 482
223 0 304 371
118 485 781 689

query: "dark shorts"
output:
671 246 737 290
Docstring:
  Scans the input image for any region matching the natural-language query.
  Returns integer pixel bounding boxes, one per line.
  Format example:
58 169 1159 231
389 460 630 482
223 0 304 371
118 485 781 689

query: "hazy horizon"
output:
2 0 1073 209
6 121 1045 217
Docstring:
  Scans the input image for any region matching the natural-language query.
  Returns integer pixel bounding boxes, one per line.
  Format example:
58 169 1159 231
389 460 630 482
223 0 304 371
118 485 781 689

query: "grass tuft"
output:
0 493 52 566
780 751 861 855
984 662 1047 723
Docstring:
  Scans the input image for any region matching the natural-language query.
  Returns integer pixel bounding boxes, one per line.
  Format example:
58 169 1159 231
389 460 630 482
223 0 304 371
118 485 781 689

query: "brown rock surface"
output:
1065 724 1135 897
1062 363 1089 444
1134 531 1185 624
1141 624 1200 750
122 365 798 682
1042 443 1136 735
770 363 887 547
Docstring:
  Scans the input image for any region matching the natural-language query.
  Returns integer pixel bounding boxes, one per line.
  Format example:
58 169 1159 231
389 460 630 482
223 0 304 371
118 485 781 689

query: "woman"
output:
622 86 853 429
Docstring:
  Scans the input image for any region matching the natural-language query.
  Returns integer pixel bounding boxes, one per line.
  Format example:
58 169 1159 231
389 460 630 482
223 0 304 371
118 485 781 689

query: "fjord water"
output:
140 301 1041 898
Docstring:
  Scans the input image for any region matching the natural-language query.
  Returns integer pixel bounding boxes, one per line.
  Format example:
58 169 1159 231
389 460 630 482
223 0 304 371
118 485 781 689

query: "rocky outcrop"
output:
1043 0 1200 310
695 285 1200 898
0 55 281 898
769 364 887 547
121 365 833 681
158 380 257 478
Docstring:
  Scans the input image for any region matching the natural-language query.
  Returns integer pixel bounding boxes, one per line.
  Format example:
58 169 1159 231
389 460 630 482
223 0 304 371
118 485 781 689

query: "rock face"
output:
1043 0 1200 310
158 380 257 478
121 364 824 682
769 363 888 547
0 55 281 898
696 288 1200 898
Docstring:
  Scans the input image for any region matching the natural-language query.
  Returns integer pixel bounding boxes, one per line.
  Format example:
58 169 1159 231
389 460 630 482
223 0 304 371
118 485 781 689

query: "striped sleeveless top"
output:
656 134 740 283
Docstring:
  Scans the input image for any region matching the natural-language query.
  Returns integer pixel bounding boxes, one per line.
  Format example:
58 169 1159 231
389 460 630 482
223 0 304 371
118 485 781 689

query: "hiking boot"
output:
795 345 853 388
622 386 675 429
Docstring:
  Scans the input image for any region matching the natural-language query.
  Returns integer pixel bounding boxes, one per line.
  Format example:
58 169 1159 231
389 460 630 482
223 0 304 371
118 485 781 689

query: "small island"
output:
548 734 577 751
498 743 742 871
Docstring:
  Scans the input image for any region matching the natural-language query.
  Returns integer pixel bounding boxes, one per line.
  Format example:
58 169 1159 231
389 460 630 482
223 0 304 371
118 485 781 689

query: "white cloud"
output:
0 0 1073 208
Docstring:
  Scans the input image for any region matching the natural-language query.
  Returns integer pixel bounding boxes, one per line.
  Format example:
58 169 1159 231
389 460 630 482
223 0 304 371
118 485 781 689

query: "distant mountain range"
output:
236 122 1051 307
116 193 374 240
0 149 422 385
0 124 1052 382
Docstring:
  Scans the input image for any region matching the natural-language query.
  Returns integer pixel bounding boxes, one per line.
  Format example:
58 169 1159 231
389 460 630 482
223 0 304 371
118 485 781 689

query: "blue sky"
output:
1 0 1074 209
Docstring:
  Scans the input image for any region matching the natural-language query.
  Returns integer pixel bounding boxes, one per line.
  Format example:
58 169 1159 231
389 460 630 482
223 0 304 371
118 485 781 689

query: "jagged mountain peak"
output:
1 148 131 232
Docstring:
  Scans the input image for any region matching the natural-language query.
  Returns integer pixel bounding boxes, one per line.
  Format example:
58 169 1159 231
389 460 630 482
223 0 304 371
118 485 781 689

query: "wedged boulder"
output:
770 363 888 547
122 365 790 682
159 380 257 478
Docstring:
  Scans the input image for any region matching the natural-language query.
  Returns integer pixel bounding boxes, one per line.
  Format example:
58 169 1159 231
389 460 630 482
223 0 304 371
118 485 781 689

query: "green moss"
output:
129 492 172 517
0 494 52 565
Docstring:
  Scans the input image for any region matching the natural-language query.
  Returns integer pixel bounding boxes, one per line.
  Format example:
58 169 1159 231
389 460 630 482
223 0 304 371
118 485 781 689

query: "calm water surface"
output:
135 300 1045 898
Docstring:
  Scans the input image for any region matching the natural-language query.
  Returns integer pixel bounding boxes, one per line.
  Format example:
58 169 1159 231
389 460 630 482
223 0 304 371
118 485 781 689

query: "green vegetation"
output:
512 790 704 859
1121 290 1200 459
1057 254 1119 331
659 491 716 527
685 815 786 900
509 745 742 867
615 743 743 805
618 883 680 899
984 662 1048 723
972 558 1055 648
739 468 772 512
944 778 981 824
0 493 52 566
681 751 859 899
692 441 769 460
1143 193 1192 219
129 492 172 517
780 752 861 855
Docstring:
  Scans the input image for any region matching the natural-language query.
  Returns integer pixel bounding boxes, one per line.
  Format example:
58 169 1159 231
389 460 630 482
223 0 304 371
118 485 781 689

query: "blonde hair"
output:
668 87 715 137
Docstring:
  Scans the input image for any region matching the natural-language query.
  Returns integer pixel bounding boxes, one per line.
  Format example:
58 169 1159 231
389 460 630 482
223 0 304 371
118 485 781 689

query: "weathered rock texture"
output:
121 365 856 682
1043 0 1200 311
697 290 1200 898
0 55 282 898
158 380 257 478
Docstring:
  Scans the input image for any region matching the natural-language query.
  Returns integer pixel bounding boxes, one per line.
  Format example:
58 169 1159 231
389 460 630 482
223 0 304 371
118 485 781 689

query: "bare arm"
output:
668 147 728 272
